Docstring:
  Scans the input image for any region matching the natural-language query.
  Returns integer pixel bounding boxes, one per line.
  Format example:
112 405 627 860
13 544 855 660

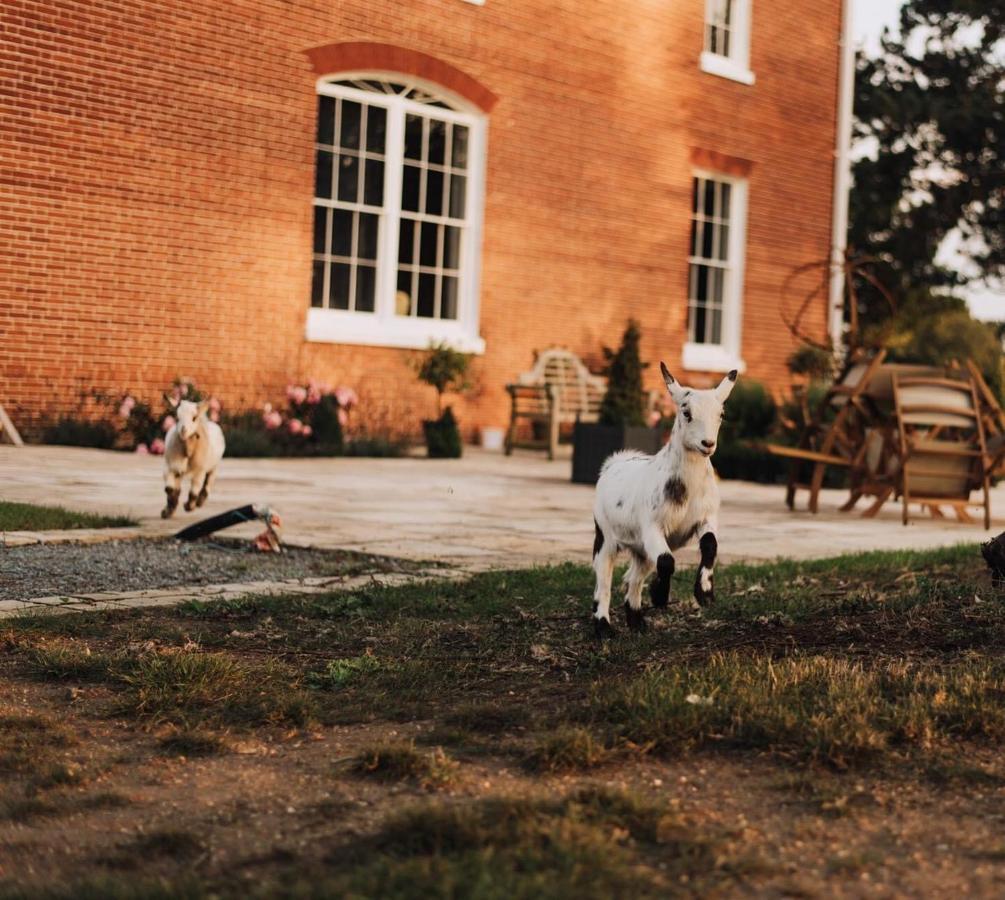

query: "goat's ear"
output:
715 369 739 401
197 399 211 417
164 393 178 409
660 362 685 405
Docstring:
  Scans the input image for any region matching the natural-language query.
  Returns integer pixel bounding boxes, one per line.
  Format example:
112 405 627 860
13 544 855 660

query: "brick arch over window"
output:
305 42 498 113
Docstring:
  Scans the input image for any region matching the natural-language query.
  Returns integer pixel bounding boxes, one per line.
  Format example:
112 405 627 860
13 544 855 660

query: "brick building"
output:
1 0 850 439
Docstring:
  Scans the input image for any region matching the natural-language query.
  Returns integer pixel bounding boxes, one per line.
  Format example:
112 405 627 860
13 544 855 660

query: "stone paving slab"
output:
1 445 1001 578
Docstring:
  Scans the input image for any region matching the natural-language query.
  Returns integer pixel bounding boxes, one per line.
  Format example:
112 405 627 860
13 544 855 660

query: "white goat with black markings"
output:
591 363 737 637
161 399 226 519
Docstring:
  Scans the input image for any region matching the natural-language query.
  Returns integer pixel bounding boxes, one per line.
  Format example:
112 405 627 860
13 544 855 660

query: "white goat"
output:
161 399 226 518
591 363 737 637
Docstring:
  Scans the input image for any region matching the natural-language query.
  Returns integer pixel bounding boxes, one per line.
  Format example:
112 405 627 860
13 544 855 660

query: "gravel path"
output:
0 538 419 602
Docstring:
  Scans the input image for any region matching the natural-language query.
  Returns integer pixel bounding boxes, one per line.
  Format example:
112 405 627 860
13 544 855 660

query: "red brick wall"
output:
0 0 840 438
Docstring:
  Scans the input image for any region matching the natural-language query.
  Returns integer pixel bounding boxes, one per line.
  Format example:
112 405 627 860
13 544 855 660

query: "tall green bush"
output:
599 320 647 427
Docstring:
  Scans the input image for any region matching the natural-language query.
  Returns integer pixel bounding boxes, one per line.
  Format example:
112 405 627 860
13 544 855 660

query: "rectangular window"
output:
684 172 747 372
701 0 754 84
307 79 486 353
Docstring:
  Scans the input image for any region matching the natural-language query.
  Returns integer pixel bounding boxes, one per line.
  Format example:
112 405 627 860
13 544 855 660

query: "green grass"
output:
352 741 457 788
0 500 136 531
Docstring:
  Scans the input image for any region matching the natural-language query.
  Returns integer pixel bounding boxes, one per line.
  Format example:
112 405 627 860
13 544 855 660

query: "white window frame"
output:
306 73 488 353
700 0 755 86
683 170 748 374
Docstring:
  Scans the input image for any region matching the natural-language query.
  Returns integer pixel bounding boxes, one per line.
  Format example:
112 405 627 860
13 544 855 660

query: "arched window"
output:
307 75 487 352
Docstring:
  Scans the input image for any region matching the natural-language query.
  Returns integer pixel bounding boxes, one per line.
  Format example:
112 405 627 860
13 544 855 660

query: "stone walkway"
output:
1 445 1001 572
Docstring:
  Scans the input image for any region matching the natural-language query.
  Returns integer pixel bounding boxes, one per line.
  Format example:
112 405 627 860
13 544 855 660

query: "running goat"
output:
161 399 226 518
591 363 737 637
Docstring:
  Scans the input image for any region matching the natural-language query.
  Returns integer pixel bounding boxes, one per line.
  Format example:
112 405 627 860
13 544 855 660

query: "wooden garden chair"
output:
505 349 606 459
891 374 992 528
765 349 889 513
964 359 1005 477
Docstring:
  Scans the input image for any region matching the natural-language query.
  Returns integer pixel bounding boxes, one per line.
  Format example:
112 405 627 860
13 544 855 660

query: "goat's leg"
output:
623 551 654 632
184 468 204 511
161 470 182 519
592 521 616 639
645 531 675 611
694 523 718 607
196 468 215 508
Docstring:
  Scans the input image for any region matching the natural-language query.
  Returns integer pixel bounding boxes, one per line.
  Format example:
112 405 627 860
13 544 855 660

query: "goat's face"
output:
174 400 209 442
659 362 737 458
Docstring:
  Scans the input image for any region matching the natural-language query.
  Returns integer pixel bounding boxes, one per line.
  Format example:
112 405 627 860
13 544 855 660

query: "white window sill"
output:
700 52 755 85
682 342 746 374
305 308 486 354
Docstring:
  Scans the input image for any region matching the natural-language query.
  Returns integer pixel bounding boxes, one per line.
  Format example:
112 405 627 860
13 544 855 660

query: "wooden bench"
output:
505 349 606 459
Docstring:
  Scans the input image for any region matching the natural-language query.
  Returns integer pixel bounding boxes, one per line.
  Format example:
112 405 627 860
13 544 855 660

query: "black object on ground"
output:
175 504 262 542
981 532 1005 588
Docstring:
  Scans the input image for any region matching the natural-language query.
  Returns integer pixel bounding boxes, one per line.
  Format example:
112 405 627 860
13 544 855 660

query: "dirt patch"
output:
0 538 423 602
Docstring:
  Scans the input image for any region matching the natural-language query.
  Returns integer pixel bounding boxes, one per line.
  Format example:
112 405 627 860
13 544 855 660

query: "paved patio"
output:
0 445 1001 569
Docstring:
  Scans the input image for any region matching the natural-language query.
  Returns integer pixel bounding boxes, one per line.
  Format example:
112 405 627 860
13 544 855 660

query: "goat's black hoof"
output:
196 493 208 508
624 602 647 632
160 508 173 520
184 499 196 512
649 579 671 610
693 582 715 608
594 616 615 640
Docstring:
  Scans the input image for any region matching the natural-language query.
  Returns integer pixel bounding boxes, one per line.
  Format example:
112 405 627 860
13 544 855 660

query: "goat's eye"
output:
683 409 692 422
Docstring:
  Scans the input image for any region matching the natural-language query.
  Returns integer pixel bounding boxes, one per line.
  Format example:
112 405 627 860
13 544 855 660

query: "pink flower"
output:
119 396 135 418
337 408 348 427
264 411 282 430
306 387 321 405
263 402 273 415
150 438 166 455
288 418 304 435
209 397 221 412
134 443 149 455
648 410 662 428
302 425 313 437
334 386 358 409
162 414 176 433
290 386 308 404
180 382 190 397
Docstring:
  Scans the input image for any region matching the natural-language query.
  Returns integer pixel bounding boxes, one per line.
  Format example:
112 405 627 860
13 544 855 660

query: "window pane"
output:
417 273 436 318
449 174 467 219
703 180 715 218
441 276 458 320
711 267 724 303
337 155 359 203
315 150 333 199
692 304 707 344
396 269 413 316
366 106 386 153
358 213 378 260
691 218 702 257
317 96 335 145
329 263 351 310
426 169 444 216
691 177 700 213
404 114 423 160
402 164 421 212
428 119 446 166
702 221 715 258
717 224 730 261
331 209 352 257
313 206 328 254
398 218 415 264
420 222 438 267
311 261 325 308
340 100 361 150
451 125 468 170
355 265 376 312
443 226 461 270
696 264 709 301
720 183 732 219
364 159 384 206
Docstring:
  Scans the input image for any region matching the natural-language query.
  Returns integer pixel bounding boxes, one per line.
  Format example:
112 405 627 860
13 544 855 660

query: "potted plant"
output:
571 320 662 484
415 341 472 458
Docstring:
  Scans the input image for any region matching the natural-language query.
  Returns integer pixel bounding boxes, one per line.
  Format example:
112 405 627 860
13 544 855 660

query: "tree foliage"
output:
851 0 1004 326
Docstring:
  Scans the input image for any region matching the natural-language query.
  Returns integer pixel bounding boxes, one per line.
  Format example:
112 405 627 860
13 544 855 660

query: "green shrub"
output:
599 319 647 427
424 407 462 459
42 417 117 449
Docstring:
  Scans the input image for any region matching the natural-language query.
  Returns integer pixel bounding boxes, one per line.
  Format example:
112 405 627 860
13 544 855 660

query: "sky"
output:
851 0 1002 321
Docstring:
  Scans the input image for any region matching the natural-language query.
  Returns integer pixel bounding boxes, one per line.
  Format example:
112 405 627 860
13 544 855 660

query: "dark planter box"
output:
571 422 662 485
